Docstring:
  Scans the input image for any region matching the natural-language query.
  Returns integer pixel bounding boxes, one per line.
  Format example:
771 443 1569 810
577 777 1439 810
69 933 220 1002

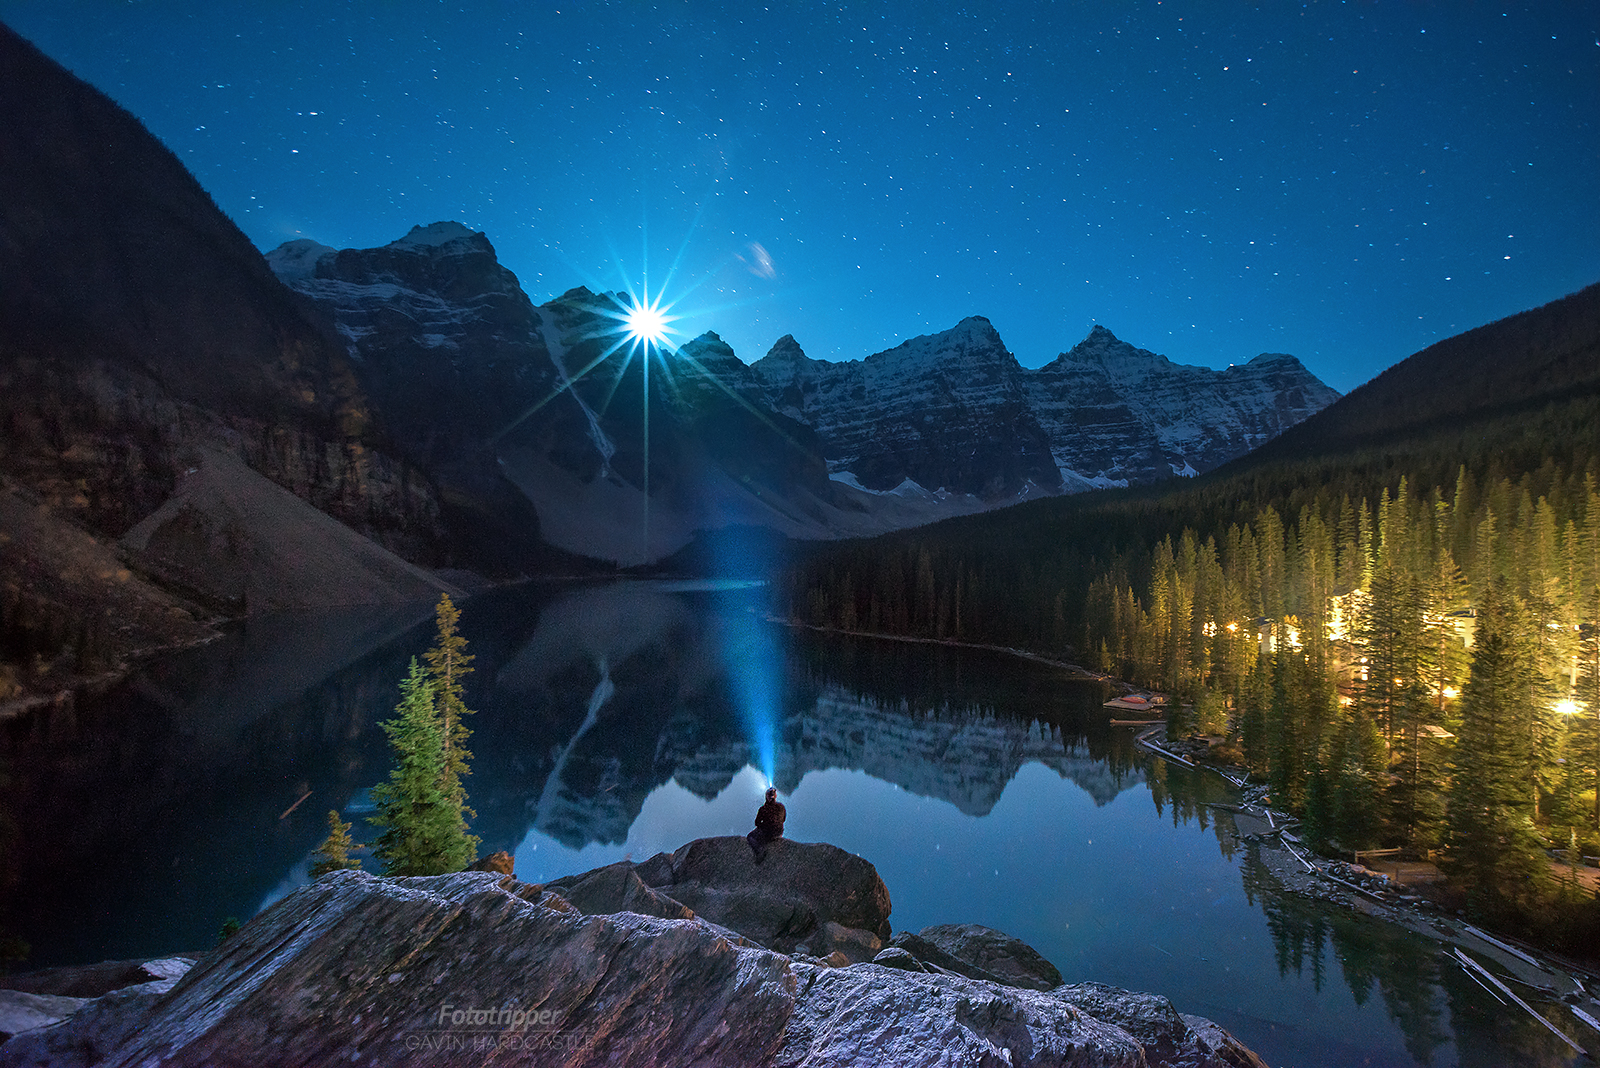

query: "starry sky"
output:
2 1 1596 392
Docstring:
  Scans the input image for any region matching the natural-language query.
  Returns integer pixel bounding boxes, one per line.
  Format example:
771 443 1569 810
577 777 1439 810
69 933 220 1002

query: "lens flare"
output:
620 292 674 351
489 226 797 565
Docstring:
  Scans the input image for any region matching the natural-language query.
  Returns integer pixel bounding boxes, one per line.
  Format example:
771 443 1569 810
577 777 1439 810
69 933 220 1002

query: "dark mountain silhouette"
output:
0 22 364 432
0 21 475 698
1233 281 1600 468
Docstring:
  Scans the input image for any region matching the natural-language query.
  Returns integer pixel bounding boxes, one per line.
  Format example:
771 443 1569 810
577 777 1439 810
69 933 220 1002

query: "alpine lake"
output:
3 579 1594 1067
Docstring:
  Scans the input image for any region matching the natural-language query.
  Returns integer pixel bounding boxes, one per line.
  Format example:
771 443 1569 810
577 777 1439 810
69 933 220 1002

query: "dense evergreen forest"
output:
785 285 1600 948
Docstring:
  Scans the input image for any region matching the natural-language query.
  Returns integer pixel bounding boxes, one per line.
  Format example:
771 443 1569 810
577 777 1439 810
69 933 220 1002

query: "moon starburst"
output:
618 291 675 352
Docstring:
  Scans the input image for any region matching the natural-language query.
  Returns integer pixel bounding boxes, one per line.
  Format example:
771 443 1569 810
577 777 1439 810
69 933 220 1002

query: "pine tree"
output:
369 659 480 876
1267 649 1304 810
1329 708 1386 850
309 810 363 877
423 594 476 820
1444 586 1549 918
1576 611 1600 829
1239 654 1271 779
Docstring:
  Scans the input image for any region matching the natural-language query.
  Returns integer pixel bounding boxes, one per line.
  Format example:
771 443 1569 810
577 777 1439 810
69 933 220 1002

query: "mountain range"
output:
268 223 1339 564
2 16 1335 696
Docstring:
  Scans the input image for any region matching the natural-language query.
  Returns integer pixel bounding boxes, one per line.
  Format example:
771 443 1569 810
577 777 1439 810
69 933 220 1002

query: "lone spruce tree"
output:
424 594 475 823
369 657 479 875
309 810 363 877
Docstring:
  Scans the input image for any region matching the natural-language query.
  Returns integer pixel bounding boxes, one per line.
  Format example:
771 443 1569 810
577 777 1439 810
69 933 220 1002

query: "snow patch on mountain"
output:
388 221 481 248
267 221 1339 565
263 238 336 280
752 323 1337 494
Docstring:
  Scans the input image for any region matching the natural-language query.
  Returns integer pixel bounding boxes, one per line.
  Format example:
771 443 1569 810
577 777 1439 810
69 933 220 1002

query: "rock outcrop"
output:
748 317 1061 498
0 844 1266 1067
891 923 1065 991
1023 326 1341 486
636 837 892 949
750 324 1339 494
548 837 891 958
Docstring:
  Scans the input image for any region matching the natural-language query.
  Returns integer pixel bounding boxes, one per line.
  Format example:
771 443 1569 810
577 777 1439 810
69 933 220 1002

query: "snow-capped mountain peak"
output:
754 319 1339 494
263 238 336 280
267 221 1339 563
387 220 483 249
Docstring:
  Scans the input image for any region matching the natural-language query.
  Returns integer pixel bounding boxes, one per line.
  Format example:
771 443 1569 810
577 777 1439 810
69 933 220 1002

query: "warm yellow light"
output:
1226 621 1238 633
1442 686 1459 700
1556 699 1579 715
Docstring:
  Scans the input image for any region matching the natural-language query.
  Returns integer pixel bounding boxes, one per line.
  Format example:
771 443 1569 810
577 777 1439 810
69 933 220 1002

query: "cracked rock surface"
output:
0 842 1266 1067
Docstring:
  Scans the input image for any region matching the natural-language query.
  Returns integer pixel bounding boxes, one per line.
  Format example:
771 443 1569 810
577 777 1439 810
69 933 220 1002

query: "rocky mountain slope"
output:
0 23 460 702
1025 326 1341 486
273 226 1337 563
748 318 1061 497
749 321 1337 494
270 234 1014 565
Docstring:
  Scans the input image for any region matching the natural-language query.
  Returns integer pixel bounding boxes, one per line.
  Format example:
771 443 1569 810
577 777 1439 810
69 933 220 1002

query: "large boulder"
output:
1 870 798 1068
547 861 696 921
793 921 883 965
465 850 515 875
0 957 195 1000
0 868 1262 1067
630 836 892 951
1054 984 1269 1068
777 963 1145 1068
896 923 1065 991
0 991 89 1043
0 975 188 1066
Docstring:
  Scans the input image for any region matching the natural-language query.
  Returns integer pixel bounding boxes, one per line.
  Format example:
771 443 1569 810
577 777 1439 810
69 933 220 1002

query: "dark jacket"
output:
754 799 786 839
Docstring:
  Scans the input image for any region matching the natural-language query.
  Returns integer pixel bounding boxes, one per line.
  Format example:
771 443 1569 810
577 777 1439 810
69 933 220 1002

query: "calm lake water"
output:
1 580 1588 1067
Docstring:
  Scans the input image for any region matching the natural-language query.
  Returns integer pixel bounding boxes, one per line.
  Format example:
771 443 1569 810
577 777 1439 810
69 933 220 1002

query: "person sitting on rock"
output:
746 786 785 863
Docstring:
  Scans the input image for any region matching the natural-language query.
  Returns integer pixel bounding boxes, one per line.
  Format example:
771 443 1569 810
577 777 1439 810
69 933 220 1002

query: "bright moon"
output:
624 298 671 348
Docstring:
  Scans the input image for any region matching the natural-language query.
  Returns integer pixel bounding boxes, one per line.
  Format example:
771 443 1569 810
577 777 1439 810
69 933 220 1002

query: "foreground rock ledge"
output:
0 840 1266 1067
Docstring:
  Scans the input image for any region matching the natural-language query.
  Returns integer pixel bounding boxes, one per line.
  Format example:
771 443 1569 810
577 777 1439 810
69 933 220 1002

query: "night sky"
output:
3 2 1595 392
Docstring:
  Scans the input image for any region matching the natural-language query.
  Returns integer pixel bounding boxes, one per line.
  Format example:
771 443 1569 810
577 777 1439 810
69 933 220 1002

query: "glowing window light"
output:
1556 699 1579 715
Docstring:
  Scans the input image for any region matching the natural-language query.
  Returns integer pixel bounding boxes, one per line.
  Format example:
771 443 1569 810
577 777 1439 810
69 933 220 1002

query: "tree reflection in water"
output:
1156 749 1587 1067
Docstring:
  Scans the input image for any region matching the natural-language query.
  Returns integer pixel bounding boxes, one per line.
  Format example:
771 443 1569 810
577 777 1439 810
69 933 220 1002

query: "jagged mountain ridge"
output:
750 321 1340 494
271 223 1337 562
266 223 560 468
748 318 1061 498
272 233 1005 564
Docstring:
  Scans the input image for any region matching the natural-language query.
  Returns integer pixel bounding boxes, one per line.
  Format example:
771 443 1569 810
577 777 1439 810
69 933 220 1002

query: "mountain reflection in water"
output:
1 581 1586 1067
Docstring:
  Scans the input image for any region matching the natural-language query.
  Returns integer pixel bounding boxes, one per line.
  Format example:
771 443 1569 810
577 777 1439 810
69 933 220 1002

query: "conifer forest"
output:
788 378 1600 950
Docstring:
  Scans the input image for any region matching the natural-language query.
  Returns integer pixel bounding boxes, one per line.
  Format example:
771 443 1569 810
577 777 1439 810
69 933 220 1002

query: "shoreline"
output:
1143 730 1600 1053
778 616 1600 1048
1220 791 1600 1053
772 616 1123 686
